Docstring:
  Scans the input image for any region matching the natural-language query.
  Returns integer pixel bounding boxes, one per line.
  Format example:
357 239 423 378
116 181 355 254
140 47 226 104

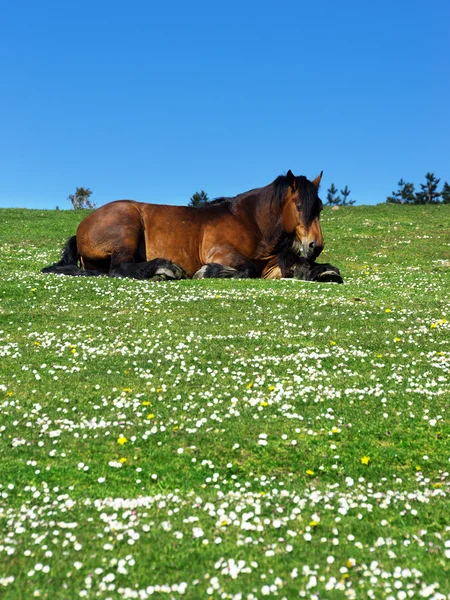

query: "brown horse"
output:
42 170 326 280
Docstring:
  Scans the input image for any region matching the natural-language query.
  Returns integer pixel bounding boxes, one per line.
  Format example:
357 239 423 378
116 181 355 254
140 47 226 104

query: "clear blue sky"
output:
1 0 449 209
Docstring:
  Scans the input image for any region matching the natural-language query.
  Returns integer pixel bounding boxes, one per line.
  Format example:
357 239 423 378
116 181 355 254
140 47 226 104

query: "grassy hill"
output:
0 205 449 598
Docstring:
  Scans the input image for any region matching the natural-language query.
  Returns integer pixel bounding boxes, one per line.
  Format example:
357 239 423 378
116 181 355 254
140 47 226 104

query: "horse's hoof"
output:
192 265 208 279
316 270 344 284
155 267 176 280
154 264 186 280
171 263 187 280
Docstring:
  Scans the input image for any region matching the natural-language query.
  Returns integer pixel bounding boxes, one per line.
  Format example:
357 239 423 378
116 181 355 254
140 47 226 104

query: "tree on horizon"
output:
326 183 341 206
68 187 96 210
340 185 355 206
441 181 450 204
415 172 441 204
386 179 416 204
188 190 209 207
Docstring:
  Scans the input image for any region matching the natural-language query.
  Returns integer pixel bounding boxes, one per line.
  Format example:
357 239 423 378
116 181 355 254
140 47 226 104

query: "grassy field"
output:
0 204 449 599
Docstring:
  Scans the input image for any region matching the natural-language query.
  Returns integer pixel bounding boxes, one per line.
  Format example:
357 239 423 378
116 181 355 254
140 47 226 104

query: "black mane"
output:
273 174 321 226
205 196 231 206
199 174 321 224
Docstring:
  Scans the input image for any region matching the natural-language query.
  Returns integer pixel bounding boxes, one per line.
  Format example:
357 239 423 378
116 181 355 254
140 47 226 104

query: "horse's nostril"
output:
309 241 316 249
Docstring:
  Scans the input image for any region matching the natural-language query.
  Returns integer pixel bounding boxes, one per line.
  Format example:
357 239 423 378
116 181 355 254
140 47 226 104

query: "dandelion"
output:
147 413 155 419
306 469 315 476
119 457 127 464
117 436 128 445
361 456 370 465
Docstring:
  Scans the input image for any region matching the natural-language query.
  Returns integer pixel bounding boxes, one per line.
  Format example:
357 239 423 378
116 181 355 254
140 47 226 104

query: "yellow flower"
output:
393 337 401 342
330 341 337 346
33 341 41 346
377 353 383 358
142 401 151 406
260 401 268 407
309 520 319 527
268 385 275 391
361 456 370 465
6 391 13 397
156 388 163 393
220 520 229 527
147 413 155 419
306 469 315 476
416 465 421 471
117 436 128 445
123 388 132 393
246 383 253 389
331 427 340 434
119 457 127 464
385 308 392 313
430 323 437 329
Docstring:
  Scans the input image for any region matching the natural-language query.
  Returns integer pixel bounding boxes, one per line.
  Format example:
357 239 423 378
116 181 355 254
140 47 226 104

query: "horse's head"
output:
281 170 324 259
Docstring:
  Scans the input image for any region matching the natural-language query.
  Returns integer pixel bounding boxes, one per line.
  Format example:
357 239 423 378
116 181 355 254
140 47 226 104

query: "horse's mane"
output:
199 174 320 225
273 174 320 226
205 197 231 206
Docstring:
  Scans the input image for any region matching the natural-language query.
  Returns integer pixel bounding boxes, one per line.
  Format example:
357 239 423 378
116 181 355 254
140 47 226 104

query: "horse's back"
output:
76 200 210 274
75 199 252 276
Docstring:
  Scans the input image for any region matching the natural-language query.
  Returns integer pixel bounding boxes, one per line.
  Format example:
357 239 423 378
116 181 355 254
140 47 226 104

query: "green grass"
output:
0 205 449 599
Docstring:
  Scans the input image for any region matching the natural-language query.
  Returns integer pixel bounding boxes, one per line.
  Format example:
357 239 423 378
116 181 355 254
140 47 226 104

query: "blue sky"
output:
1 0 449 209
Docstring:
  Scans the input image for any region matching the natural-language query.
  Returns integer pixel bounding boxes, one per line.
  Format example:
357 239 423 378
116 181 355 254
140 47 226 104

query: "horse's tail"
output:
42 237 107 277
41 236 86 276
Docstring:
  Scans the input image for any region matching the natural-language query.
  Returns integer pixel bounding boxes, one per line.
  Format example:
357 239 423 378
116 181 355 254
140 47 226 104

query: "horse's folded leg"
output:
292 258 314 281
111 259 186 281
193 263 238 279
194 260 260 279
315 269 344 284
154 261 186 280
292 260 343 283
308 262 344 284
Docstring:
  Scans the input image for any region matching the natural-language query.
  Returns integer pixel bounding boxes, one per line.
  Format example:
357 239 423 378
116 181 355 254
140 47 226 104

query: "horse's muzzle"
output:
303 240 324 260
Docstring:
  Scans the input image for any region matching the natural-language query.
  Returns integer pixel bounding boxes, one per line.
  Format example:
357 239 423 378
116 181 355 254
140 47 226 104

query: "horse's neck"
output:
233 188 284 259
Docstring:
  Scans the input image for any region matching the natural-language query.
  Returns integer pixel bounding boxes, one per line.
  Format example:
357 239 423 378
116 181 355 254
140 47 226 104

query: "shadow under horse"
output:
42 170 342 283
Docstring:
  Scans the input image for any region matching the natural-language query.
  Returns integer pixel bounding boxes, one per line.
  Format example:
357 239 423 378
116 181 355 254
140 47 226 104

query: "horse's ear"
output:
286 170 296 190
312 171 323 189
